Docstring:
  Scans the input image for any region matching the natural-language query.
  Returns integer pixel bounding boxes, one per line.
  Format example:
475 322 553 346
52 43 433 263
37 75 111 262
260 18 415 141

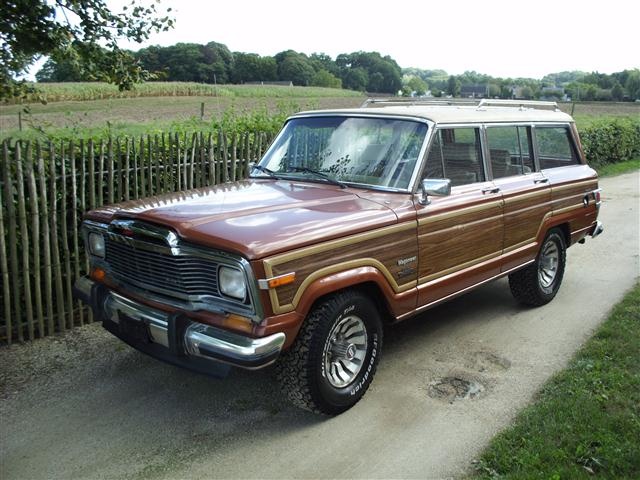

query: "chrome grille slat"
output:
105 238 220 300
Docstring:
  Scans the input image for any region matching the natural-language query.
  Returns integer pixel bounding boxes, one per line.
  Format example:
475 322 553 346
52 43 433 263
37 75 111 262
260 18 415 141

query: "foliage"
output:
230 53 277 83
311 70 342 89
447 75 461 96
336 51 402 93
275 50 316 86
1 0 174 101
474 284 640 479
136 42 233 84
580 117 640 166
403 76 428 96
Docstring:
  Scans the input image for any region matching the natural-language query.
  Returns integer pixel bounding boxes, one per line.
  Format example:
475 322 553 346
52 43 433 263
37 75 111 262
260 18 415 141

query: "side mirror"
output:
419 178 451 205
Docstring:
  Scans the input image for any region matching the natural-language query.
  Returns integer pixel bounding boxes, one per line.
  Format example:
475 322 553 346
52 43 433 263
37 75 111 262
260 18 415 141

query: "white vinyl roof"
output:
293 105 575 124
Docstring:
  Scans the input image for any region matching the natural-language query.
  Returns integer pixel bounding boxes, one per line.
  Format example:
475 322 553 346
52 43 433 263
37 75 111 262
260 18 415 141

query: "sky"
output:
32 0 640 80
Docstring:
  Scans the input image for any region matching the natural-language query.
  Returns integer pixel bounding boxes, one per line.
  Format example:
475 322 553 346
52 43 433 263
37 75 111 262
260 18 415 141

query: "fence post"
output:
50 141 66 333
27 142 45 337
16 143 34 340
37 148 54 336
61 140 74 329
0 142 13 344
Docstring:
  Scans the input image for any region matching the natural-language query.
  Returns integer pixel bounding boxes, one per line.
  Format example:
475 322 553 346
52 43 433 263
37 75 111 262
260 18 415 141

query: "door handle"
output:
482 187 500 194
534 178 549 184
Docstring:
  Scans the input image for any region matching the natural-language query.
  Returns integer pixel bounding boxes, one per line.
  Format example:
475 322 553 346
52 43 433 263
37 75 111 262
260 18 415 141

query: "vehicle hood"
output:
85 180 399 259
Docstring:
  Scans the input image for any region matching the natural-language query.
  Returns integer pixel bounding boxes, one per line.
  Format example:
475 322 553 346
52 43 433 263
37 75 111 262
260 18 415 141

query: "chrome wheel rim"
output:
323 315 368 388
538 239 559 288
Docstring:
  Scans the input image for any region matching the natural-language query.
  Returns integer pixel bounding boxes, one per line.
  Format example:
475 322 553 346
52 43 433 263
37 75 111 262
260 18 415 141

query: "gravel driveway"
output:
1 171 638 480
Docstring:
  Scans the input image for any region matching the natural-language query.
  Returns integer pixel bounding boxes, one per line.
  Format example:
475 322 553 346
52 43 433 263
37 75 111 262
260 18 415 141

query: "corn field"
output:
0 129 275 344
7 82 362 104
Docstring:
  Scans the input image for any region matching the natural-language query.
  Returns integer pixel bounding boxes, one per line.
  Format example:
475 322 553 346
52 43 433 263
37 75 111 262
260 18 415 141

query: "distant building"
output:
461 84 488 98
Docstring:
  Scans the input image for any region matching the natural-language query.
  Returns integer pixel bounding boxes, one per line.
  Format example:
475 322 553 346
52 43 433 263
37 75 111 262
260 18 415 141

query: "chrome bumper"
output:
590 220 604 238
73 276 285 371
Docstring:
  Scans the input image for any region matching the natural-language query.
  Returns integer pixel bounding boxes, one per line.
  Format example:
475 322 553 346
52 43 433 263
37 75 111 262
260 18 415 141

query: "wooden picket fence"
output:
0 130 274 344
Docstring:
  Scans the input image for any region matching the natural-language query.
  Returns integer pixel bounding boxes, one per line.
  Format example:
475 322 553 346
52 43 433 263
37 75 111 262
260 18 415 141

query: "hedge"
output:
580 118 640 166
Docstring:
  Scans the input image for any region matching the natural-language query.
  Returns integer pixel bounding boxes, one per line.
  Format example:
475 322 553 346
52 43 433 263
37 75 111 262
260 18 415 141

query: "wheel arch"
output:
292 266 404 324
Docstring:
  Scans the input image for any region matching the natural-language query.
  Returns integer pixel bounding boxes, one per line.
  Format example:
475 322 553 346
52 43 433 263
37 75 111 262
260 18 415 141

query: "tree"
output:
1 0 174 101
336 52 402 93
624 70 640 100
341 67 368 92
231 53 277 83
405 76 427 96
35 58 87 82
611 83 624 101
275 51 315 86
447 76 461 96
310 69 341 89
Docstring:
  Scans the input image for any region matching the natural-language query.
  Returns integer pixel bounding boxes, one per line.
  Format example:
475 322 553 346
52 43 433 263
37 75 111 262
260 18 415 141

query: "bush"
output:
580 118 640 166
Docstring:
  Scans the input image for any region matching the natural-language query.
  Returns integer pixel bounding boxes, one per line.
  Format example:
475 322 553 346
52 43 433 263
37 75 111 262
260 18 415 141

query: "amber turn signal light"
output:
258 272 296 290
90 267 106 281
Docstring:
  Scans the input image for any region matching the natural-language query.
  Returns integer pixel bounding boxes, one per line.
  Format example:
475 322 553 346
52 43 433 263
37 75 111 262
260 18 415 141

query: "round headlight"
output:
219 266 246 300
89 232 105 258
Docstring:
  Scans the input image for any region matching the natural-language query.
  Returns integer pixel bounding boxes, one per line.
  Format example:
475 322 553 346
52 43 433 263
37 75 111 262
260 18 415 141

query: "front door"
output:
415 126 503 307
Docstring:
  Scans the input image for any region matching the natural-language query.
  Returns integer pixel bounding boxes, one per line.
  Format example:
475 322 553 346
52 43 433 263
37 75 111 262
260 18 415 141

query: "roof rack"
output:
361 97 560 111
477 99 560 111
360 98 477 108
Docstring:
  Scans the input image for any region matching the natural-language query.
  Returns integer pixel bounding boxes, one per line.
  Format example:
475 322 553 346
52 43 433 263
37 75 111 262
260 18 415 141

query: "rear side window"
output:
536 126 579 169
486 126 535 178
424 127 485 187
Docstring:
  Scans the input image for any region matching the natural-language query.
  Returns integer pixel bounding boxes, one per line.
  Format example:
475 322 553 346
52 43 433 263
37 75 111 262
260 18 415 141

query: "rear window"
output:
536 126 580 169
486 126 535 178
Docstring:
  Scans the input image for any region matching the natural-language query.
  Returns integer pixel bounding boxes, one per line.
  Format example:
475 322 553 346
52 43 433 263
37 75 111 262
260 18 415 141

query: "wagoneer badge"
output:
397 255 417 266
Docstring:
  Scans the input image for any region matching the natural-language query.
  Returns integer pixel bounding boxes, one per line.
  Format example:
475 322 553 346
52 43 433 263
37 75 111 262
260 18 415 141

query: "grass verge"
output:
595 158 640 177
473 284 640 479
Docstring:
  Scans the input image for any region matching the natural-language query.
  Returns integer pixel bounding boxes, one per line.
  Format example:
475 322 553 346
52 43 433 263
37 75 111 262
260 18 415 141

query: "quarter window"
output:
424 127 485 187
486 126 534 178
536 126 579 169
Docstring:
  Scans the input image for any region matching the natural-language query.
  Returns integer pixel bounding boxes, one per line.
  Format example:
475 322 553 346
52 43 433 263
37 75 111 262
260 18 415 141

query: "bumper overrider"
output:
73 276 286 377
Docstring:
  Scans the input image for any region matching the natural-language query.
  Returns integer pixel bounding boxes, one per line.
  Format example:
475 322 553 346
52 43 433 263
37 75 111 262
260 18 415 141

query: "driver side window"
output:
424 127 485 187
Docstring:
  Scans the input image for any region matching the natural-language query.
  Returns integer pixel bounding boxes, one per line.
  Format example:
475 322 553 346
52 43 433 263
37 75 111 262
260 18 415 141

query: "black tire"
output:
509 228 566 306
276 290 383 415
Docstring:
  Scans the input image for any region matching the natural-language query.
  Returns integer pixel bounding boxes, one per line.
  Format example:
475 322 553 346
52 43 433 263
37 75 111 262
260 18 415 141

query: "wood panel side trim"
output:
418 250 501 284
417 200 502 226
552 179 598 192
267 258 417 314
503 189 548 205
263 221 415 268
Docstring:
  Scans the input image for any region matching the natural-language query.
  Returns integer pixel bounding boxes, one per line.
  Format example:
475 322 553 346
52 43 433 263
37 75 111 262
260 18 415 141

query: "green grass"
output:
473 284 640 479
595 158 640 177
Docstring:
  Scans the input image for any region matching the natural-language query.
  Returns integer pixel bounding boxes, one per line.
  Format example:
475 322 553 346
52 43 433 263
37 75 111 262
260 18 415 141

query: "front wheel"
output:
276 290 383 415
509 229 567 306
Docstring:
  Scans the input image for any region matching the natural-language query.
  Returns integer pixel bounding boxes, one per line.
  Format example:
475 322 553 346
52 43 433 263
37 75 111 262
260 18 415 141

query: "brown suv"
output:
74 99 603 414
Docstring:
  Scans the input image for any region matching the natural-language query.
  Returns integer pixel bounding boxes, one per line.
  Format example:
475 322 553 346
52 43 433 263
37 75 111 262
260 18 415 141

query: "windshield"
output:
255 116 428 190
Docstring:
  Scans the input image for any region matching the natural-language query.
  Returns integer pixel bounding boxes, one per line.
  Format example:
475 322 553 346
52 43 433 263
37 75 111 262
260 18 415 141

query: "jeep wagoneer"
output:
74 99 603 414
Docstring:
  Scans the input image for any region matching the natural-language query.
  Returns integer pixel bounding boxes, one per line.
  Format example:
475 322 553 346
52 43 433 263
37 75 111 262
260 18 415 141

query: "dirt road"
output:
1 171 638 480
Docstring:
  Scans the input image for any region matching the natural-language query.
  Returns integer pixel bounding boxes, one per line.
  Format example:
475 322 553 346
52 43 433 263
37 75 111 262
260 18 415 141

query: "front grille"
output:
105 239 221 301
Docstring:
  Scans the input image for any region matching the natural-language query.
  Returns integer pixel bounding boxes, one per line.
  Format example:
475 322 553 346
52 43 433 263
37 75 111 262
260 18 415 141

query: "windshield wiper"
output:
251 164 281 179
287 166 347 189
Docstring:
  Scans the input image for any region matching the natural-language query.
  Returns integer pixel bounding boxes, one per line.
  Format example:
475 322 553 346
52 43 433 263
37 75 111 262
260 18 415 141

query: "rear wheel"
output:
276 290 383 415
509 229 566 306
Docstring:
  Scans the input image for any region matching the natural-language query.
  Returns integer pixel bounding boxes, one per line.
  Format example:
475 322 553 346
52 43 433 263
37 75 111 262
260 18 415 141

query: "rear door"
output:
415 126 503 307
485 125 552 272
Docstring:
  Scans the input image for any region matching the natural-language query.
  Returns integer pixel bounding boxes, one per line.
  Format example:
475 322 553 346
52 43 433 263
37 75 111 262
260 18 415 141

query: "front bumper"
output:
73 276 286 376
